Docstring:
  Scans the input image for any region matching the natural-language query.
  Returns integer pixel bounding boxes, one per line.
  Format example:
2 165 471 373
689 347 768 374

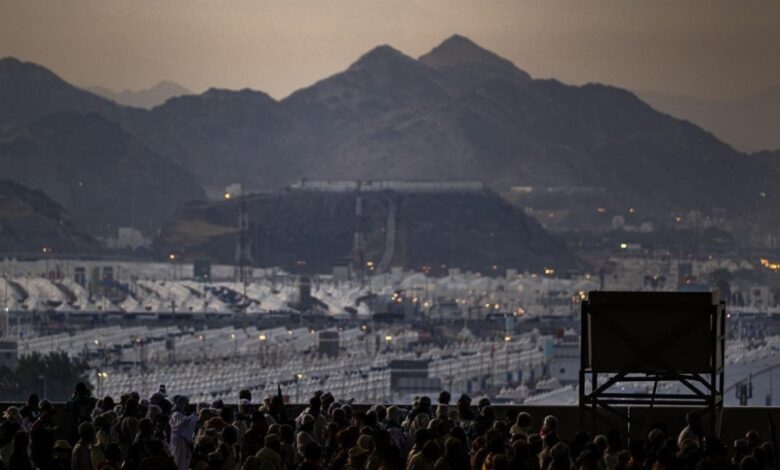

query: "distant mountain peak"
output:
349 45 417 70
85 79 193 109
0 56 65 83
419 34 531 85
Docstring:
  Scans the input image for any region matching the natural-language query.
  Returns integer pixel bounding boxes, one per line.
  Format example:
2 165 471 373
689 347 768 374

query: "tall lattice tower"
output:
234 186 253 290
353 188 365 284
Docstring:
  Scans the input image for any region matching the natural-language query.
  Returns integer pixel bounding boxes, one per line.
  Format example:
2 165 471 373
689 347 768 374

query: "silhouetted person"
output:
67 383 96 443
9 431 33 470
30 400 56 470
72 422 95 470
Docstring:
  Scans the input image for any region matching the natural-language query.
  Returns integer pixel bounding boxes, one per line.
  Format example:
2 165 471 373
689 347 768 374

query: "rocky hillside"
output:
0 179 98 253
157 189 583 274
0 113 205 235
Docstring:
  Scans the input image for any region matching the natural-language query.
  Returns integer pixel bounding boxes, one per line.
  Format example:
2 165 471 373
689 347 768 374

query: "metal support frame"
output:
579 297 725 436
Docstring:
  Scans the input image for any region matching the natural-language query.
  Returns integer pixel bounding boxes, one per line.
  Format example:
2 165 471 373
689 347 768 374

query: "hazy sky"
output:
1 0 778 101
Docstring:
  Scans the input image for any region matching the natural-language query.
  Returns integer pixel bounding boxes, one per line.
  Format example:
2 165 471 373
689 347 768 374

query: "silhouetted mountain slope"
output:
119 88 307 186
0 179 99 253
639 87 780 153
419 34 531 92
0 57 137 129
86 80 192 109
158 189 583 273
0 113 205 235
3 37 779 230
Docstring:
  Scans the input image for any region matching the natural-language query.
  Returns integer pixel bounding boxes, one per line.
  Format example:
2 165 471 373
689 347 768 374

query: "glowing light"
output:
385 335 393 342
504 335 512 342
543 267 555 275
620 243 628 249
258 334 267 341
760 258 780 271
224 192 232 200
168 253 177 261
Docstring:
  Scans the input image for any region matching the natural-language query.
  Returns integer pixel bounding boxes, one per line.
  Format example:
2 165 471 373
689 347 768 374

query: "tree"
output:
0 351 90 401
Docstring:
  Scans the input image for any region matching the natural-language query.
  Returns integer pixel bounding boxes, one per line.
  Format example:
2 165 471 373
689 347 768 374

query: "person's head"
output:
222 425 238 445
74 382 90 397
745 430 760 449
279 424 294 444
703 436 726 458
301 414 315 433
444 437 461 459
436 404 450 421
477 397 491 411
53 440 71 460
27 393 40 409
239 389 252 402
39 399 53 414
138 418 153 436
78 422 95 443
309 395 321 414
516 411 531 428
348 446 368 464
740 455 759 470
751 446 767 469
124 398 139 418
492 453 511 470
105 442 122 464
357 434 375 453
220 406 234 424
685 411 703 434
264 434 281 453
421 440 440 461
542 415 558 432
528 434 544 454
419 396 432 412
760 442 775 468
457 394 471 412
438 390 451 405
734 439 751 462
550 442 570 470
414 428 430 448
543 432 560 450
251 410 267 427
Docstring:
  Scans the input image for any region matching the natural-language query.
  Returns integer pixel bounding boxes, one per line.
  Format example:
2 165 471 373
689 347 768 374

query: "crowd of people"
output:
0 383 775 470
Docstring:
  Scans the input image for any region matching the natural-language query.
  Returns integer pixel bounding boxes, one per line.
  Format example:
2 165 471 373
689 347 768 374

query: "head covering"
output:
301 414 315 426
174 395 189 412
2 406 21 422
53 440 72 450
357 434 375 452
387 406 403 423
349 446 368 459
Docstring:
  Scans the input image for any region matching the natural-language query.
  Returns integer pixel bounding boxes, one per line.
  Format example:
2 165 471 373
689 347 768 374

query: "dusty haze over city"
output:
1 0 778 100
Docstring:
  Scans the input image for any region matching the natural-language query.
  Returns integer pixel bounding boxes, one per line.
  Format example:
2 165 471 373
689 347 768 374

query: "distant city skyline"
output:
1 0 778 101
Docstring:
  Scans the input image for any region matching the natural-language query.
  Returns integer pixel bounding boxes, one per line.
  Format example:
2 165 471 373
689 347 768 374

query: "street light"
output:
294 373 303 403
96 371 108 397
